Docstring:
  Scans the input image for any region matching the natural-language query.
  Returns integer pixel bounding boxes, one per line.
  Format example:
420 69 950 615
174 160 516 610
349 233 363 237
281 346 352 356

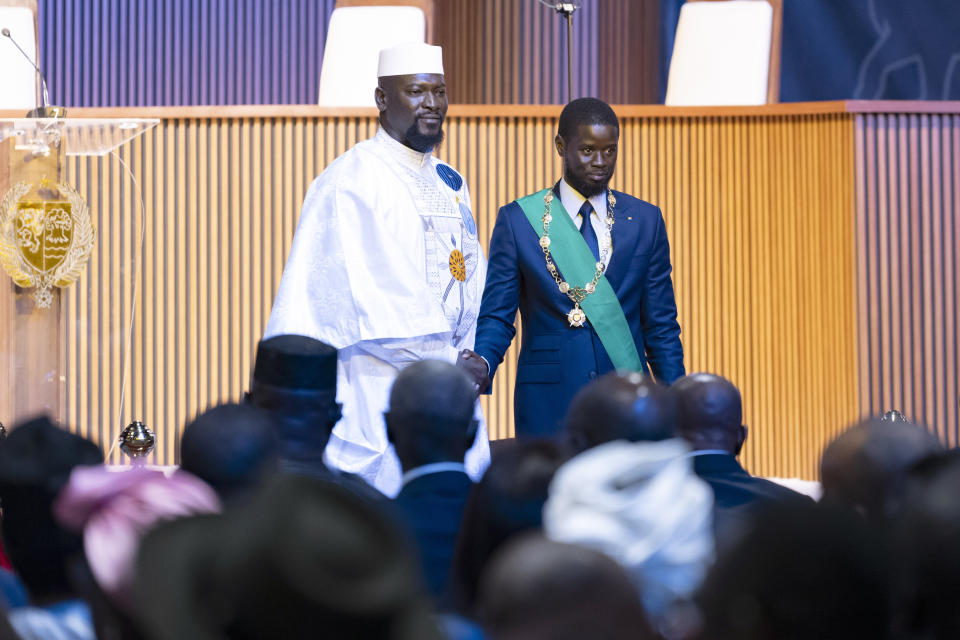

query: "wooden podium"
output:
0 117 157 429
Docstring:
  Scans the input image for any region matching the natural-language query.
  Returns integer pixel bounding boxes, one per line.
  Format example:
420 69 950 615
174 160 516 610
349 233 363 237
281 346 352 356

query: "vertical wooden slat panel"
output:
855 112 960 442
434 0 613 105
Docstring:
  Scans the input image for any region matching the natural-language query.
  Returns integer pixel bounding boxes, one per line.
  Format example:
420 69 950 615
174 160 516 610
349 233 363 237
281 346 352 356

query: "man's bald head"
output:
821 417 943 521
564 372 675 455
385 360 477 471
672 373 745 454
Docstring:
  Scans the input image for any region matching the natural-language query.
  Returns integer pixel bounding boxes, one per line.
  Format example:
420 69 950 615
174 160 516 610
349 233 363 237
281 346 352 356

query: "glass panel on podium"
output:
0 118 158 452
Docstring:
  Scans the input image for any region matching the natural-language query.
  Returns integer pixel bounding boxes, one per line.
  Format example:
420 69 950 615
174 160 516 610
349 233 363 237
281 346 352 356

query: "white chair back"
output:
665 0 776 106
0 5 40 110
317 6 426 107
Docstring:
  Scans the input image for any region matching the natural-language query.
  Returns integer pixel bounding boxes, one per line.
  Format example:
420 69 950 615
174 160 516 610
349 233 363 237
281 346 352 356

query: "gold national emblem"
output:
449 249 466 282
0 180 95 309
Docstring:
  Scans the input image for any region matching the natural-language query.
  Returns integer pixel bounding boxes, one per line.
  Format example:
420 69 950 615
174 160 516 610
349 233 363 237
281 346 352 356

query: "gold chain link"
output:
539 189 615 306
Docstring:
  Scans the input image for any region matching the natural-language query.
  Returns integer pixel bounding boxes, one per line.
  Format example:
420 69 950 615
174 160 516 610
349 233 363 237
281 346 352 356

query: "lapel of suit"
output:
602 190 639 290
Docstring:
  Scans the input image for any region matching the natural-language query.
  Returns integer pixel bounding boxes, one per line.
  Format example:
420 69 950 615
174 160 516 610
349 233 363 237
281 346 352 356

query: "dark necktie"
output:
578 200 600 261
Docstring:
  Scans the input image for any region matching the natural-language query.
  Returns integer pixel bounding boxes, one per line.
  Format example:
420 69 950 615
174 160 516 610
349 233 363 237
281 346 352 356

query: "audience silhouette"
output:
2 348 957 640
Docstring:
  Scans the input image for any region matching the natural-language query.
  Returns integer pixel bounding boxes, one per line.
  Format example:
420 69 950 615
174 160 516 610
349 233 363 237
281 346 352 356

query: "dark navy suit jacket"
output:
475 187 684 437
393 470 474 600
692 453 812 550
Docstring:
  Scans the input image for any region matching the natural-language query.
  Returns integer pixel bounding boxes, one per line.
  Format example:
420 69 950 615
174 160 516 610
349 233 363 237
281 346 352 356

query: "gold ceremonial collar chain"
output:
538 189 616 327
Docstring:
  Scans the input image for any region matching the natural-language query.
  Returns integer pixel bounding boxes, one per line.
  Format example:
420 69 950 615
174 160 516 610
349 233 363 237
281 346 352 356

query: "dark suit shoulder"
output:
610 190 662 216
692 454 810 504
497 199 528 219
395 470 473 502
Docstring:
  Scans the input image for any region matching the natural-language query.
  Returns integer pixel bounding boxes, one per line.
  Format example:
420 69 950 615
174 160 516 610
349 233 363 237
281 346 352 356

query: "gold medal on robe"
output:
567 304 587 327
449 249 466 282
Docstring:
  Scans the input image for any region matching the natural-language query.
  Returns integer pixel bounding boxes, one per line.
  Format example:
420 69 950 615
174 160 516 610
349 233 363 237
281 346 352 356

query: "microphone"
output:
536 0 583 100
1 26 55 116
537 0 582 17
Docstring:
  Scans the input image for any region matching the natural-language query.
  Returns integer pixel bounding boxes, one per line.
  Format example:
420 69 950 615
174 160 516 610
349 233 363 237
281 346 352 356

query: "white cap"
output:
377 42 444 78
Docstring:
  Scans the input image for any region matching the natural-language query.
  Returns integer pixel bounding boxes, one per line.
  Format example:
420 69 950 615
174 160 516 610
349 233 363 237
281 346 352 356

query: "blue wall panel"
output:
659 0 960 103
39 0 335 106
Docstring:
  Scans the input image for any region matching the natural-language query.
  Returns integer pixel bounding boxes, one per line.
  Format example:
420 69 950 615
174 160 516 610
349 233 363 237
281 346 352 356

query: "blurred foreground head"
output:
478 534 655 640
134 474 440 640
449 439 567 616
180 403 280 503
54 466 221 613
564 372 675 455
820 416 943 521
890 450 960 639
697 501 889 640
0 416 102 601
544 439 714 631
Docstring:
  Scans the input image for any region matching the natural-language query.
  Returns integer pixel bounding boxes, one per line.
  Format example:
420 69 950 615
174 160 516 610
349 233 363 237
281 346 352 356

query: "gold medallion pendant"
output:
0 179 95 309
567 305 587 328
449 249 466 282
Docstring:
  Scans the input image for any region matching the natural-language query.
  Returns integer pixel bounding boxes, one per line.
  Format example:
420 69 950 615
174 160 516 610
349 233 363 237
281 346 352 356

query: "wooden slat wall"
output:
43 105 862 478
634 114 859 477
434 0 660 105
597 0 660 104
435 0 598 104
855 113 960 445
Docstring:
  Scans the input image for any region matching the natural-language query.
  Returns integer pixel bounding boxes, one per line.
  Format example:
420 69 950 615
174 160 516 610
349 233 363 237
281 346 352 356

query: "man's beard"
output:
405 123 445 152
564 159 610 198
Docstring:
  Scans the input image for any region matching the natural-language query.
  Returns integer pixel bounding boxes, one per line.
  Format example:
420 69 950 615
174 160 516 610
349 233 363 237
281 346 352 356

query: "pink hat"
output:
53 466 221 611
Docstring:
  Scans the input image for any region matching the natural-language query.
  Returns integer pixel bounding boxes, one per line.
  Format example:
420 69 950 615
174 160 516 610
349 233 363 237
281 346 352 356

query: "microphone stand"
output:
1 27 64 118
538 1 582 102
556 3 576 102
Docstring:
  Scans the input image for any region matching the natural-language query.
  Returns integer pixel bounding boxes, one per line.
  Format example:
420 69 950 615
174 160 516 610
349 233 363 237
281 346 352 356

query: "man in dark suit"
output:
460 98 684 437
386 360 478 600
672 373 808 550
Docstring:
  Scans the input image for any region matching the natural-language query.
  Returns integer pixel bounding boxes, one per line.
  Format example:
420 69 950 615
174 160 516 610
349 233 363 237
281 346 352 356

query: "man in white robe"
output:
264 43 489 496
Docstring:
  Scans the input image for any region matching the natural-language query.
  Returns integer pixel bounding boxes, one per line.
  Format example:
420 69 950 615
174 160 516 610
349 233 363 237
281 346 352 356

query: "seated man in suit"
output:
466 97 684 437
672 372 808 551
385 359 478 600
563 371 676 455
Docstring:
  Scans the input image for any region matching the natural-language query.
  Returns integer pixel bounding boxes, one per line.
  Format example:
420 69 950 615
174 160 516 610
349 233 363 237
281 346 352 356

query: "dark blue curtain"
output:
660 0 960 102
38 0 336 107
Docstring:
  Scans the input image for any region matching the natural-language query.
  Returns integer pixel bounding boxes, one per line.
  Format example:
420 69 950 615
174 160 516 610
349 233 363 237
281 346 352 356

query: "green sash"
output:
516 189 643 372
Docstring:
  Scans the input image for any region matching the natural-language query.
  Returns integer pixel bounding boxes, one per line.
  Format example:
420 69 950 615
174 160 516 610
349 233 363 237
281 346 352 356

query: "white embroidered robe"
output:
264 128 490 496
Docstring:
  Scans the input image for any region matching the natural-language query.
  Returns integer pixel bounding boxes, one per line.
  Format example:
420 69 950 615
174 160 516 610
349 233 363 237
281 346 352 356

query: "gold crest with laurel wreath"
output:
0 180 95 309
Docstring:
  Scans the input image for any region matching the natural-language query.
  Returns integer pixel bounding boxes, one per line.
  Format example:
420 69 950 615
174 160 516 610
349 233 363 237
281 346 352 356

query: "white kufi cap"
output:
377 42 444 77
